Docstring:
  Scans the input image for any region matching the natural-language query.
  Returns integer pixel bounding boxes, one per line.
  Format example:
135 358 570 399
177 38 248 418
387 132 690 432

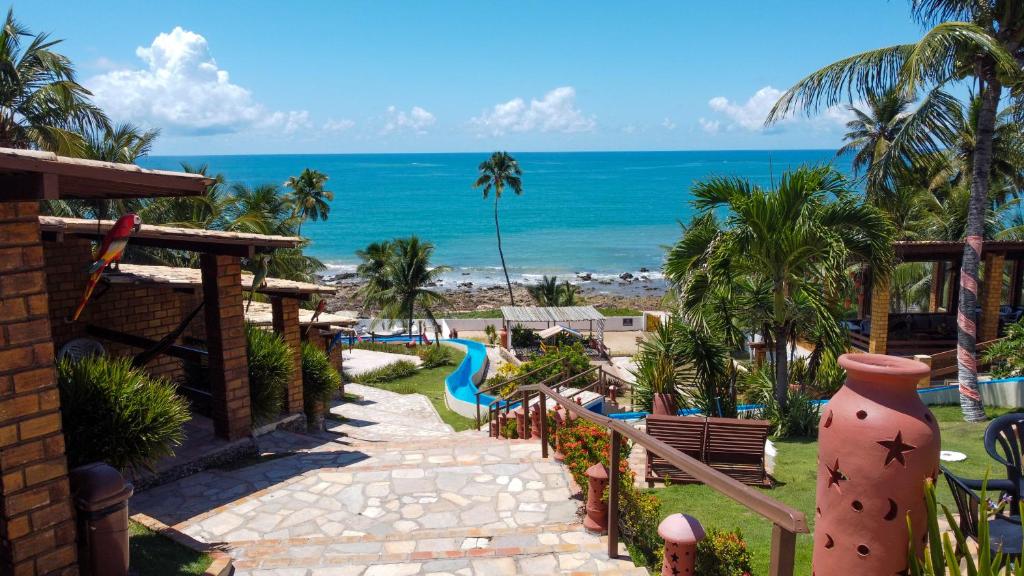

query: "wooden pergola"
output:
500 306 607 354
851 240 1024 356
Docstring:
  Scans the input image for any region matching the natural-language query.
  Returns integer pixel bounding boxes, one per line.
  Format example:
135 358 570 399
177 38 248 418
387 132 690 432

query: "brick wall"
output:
0 202 78 576
200 254 251 440
43 238 206 383
868 282 890 354
980 252 1006 343
271 297 303 418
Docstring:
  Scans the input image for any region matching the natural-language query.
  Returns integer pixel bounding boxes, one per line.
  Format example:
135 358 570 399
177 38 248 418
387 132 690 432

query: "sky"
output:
10 1 926 155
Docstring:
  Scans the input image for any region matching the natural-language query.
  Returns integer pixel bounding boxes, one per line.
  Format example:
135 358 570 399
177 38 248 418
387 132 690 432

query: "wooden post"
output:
608 429 621 558
521 390 530 439
1011 259 1022 309
475 392 481 430
539 392 548 459
770 524 796 576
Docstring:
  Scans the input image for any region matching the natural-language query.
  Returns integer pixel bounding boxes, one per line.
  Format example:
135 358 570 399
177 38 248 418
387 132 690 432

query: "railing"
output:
517 381 808 576
486 367 599 433
474 357 567 428
928 337 1003 380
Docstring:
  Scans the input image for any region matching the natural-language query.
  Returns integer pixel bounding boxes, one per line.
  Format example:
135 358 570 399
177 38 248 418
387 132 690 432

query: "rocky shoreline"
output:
321 274 669 315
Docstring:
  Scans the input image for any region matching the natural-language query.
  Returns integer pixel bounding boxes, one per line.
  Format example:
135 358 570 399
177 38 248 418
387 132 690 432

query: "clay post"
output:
658 514 705 576
583 463 609 534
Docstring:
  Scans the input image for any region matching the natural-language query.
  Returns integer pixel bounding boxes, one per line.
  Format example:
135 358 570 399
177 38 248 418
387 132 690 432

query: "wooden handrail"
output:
521 381 806 575
475 356 566 428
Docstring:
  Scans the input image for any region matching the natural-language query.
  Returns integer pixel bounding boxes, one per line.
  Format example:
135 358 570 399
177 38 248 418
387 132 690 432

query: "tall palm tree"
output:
355 240 395 312
224 182 298 236
665 166 895 409
285 168 333 236
0 8 108 155
528 275 578 306
766 2 1024 421
474 151 523 305
365 237 451 336
837 88 914 188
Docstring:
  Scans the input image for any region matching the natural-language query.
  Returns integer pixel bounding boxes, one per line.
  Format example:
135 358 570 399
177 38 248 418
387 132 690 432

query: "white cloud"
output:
89 27 307 136
382 106 436 134
661 117 677 131
471 86 595 136
705 85 854 134
323 118 356 132
698 118 720 134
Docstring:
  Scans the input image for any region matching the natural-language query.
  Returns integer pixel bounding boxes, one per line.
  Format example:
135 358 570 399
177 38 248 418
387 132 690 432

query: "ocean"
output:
139 150 852 288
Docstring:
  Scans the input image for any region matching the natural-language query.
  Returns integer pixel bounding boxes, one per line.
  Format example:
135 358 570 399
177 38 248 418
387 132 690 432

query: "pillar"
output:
979 252 1006 342
200 254 251 440
271 296 303 418
0 202 78 575
868 280 890 354
928 261 944 313
1010 259 1022 310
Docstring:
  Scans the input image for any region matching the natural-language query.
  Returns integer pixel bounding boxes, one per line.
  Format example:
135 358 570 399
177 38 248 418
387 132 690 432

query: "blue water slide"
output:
444 338 495 406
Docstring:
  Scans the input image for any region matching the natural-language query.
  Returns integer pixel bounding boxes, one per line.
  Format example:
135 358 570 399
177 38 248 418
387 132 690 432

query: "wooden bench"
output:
645 414 707 486
645 414 772 487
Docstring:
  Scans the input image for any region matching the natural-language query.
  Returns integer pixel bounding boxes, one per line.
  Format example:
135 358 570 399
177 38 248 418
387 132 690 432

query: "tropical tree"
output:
224 182 298 236
359 237 451 336
528 275 578 306
285 168 333 235
474 151 523 305
837 87 914 189
766 2 1024 421
0 8 108 155
355 240 395 311
665 166 895 409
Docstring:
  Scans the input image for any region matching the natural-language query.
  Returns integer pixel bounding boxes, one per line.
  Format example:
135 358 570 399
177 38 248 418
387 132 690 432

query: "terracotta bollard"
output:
658 513 705 576
530 404 542 441
583 463 609 533
514 407 529 439
813 353 940 575
552 408 566 462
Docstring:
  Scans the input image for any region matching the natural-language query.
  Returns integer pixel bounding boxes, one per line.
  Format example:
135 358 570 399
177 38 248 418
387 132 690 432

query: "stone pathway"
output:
131 385 648 575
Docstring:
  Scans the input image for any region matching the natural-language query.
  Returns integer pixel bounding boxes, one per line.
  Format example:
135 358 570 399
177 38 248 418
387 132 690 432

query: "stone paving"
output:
130 384 649 575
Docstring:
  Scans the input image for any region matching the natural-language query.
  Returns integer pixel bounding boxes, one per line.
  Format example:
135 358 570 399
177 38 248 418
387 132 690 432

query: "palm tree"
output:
528 275 578 306
837 88 914 188
364 237 451 336
355 240 395 311
225 182 298 236
285 168 333 236
474 151 523 305
766 3 1024 421
0 8 108 155
665 166 895 409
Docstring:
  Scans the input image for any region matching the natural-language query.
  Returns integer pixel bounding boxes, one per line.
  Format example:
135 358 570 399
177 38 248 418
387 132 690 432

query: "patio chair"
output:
941 465 1023 558
704 416 773 487
960 413 1024 510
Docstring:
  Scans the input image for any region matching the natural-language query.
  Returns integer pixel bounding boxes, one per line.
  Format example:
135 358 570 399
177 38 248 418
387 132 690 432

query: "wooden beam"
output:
85 324 206 363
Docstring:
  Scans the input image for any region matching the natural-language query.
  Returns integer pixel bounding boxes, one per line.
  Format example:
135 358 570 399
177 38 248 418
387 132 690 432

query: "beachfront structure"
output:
847 240 1024 358
0 149 211 576
500 305 607 355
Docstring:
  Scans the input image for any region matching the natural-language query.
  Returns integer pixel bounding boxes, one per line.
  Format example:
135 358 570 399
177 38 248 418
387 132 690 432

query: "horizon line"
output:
145 147 845 159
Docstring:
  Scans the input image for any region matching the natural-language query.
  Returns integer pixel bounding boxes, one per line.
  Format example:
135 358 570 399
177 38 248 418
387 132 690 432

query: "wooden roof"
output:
0 147 213 201
104 264 336 298
39 216 301 257
895 240 1024 262
244 301 358 327
501 306 606 323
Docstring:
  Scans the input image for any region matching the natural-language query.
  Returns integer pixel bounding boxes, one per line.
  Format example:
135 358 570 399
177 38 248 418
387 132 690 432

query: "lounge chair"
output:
645 414 707 487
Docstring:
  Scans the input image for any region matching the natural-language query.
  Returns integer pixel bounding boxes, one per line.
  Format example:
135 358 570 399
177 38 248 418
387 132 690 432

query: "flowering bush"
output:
695 528 753 576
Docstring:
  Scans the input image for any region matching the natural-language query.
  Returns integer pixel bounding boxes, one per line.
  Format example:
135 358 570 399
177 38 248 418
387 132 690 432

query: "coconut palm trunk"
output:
957 76 1001 422
773 324 789 410
494 195 515 305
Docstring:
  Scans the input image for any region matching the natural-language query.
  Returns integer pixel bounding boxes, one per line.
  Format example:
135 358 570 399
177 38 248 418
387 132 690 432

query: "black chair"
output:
942 466 1023 558
960 413 1024 510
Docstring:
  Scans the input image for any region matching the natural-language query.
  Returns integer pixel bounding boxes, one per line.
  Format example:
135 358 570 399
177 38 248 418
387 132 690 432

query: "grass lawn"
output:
129 520 212 575
650 405 1020 575
598 307 643 317
354 348 477 431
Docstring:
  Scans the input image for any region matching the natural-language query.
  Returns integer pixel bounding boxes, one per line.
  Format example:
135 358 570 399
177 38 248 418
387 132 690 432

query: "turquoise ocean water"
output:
139 150 851 286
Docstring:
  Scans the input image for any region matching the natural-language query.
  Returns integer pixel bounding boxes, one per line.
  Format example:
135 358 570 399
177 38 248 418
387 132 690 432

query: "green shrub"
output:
809 349 846 397
747 365 820 438
417 344 454 368
57 356 190 472
695 528 754 576
246 323 294 424
301 342 341 416
984 319 1024 379
511 325 540 348
502 417 519 439
484 324 498 345
353 360 418 384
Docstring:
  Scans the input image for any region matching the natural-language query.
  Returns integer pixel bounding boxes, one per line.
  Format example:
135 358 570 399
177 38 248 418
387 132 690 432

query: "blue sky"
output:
11 1 924 155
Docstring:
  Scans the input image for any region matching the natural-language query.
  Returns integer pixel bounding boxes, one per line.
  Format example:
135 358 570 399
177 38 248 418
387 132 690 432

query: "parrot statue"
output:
246 255 271 313
303 298 328 337
68 213 142 322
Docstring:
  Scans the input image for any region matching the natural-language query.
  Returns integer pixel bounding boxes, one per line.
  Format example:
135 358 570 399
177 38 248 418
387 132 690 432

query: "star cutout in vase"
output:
878 431 916 467
826 458 846 491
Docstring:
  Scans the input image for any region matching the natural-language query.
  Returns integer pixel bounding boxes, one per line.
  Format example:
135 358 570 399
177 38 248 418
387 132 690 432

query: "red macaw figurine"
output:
68 213 142 322
304 298 328 336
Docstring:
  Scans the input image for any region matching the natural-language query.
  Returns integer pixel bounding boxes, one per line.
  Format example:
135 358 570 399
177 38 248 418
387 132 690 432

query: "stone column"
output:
0 201 78 575
271 296 304 419
868 281 890 354
979 252 1006 343
200 254 252 441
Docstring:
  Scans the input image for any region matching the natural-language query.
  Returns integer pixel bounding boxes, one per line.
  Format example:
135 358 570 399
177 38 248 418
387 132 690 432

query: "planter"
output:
652 393 677 416
813 353 939 575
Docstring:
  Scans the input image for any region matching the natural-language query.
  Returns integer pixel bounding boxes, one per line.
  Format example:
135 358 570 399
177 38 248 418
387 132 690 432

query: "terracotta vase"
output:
652 393 677 416
813 353 939 575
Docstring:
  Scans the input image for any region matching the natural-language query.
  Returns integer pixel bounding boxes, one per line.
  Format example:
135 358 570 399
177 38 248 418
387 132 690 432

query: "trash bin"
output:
69 463 134 576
